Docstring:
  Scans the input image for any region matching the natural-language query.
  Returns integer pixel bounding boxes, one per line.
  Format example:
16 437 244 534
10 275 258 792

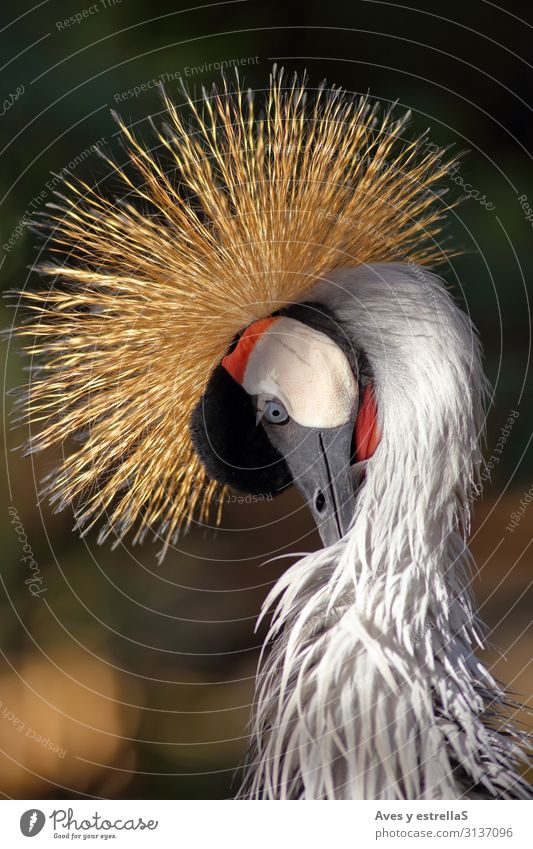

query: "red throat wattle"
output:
354 384 380 462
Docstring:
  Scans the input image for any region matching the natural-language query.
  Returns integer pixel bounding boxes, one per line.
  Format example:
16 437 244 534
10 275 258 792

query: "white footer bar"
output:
2 798 531 848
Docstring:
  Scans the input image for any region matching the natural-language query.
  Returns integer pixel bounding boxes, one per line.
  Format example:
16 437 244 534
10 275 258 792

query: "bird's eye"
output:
263 399 289 425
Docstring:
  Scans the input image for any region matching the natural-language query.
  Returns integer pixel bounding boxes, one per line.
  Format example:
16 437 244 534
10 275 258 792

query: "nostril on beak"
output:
315 490 326 513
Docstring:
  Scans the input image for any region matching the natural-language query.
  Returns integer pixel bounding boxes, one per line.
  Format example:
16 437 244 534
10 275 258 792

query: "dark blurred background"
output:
1 0 532 798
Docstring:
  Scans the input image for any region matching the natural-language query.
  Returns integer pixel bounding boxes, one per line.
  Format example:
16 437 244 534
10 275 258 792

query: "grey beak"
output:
263 418 356 547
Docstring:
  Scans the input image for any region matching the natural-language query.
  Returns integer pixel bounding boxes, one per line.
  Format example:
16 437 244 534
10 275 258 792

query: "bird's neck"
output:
239 264 528 800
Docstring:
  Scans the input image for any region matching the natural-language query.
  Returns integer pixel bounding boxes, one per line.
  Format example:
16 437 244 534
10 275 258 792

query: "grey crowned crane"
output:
15 70 532 799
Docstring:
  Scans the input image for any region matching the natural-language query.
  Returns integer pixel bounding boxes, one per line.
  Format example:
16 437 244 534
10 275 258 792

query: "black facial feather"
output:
189 365 292 496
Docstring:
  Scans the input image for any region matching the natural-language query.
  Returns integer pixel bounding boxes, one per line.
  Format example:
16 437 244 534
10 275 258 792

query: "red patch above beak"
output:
221 316 281 385
354 384 380 462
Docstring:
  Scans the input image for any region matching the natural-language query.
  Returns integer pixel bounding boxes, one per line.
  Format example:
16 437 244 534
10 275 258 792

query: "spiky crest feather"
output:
14 69 455 556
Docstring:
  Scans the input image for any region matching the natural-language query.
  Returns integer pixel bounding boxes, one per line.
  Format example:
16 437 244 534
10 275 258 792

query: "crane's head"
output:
190 303 379 546
12 72 459 558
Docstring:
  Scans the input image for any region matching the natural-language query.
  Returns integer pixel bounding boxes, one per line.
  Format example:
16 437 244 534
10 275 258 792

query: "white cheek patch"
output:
242 317 357 428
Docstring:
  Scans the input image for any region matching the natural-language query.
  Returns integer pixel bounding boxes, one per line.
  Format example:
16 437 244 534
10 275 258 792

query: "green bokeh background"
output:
1 0 531 799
